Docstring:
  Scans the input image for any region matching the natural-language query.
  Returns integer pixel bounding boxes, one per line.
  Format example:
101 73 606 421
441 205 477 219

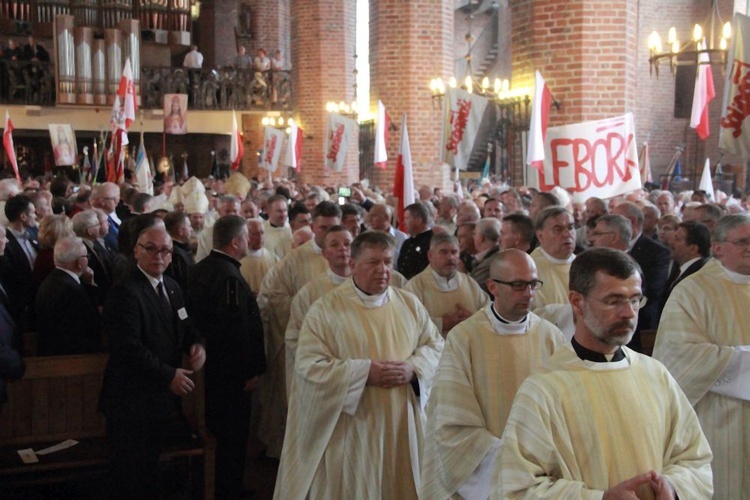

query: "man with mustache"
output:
496 248 712 499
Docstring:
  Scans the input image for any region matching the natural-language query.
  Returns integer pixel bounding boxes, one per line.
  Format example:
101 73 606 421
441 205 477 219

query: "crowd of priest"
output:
0 169 747 499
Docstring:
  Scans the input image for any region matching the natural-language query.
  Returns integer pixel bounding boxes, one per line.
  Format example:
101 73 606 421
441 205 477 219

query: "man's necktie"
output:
156 282 172 318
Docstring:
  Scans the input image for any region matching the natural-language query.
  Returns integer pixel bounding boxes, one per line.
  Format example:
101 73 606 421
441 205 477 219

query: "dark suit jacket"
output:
0 302 24 407
658 257 709 319
470 245 500 296
84 239 114 302
628 233 671 349
35 269 103 356
1 230 38 325
100 267 201 421
397 229 434 280
188 251 266 389
165 241 195 293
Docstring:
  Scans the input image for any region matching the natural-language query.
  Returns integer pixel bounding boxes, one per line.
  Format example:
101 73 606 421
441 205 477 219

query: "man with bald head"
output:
404 233 488 336
420 249 564 498
368 203 408 264
239 218 278 295
100 226 206 499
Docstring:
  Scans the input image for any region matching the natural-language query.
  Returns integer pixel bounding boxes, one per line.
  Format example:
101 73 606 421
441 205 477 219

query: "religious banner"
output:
441 87 490 170
720 13 750 158
528 113 641 203
261 126 286 172
324 113 356 172
163 93 188 135
49 124 78 166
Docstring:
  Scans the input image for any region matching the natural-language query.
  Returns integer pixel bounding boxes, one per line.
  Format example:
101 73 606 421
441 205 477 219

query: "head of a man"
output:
712 214 750 275
483 198 505 220
641 203 661 235
656 214 680 246
589 214 631 251
487 249 541 321
473 217 501 253
30 192 52 220
569 248 643 352
456 201 480 227
657 191 676 215
71 210 100 241
457 222 477 255
5 194 36 229
350 231 396 295
611 201 644 238
135 227 173 279
368 204 393 232
212 215 249 260
288 203 311 232
188 212 206 233
266 195 288 226
305 193 322 212
246 218 265 251
217 195 241 217
403 202 430 237
571 202 584 227
311 201 342 248
322 225 353 276
529 192 560 223
92 182 120 214
164 212 192 244
241 199 259 219
500 214 534 252
341 204 363 238
535 207 576 260
694 203 722 232
418 185 433 202
670 221 711 266
53 236 89 277
438 195 459 221
583 197 608 226
428 233 460 279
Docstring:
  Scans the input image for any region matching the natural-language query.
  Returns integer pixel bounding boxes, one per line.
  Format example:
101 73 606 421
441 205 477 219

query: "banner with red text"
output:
324 113 357 172
720 13 750 158
261 126 286 172
441 88 491 170
528 113 640 203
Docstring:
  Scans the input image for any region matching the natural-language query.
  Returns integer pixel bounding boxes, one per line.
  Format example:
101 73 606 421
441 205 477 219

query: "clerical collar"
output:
268 221 285 229
485 304 529 335
352 279 390 308
571 336 625 362
430 268 459 291
246 247 265 257
718 261 750 284
327 268 348 285
311 239 323 255
540 248 574 264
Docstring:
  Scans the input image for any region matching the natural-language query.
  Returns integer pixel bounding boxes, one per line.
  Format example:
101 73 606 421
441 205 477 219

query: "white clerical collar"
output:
484 304 529 335
311 239 323 255
627 232 642 252
430 268 459 291
719 261 750 284
352 279 390 308
327 268 348 285
540 247 575 265
56 267 81 284
246 247 265 257
679 257 701 276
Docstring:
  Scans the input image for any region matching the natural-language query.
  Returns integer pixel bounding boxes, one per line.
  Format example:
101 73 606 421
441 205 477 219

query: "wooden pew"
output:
0 353 215 499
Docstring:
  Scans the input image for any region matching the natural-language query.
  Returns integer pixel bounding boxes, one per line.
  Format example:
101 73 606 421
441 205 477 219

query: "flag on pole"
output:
135 131 153 195
3 110 20 183
690 45 715 140
324 113 356 172
393 114 415 226
698 157 715 200
118 58 137 129
261 126 286 172
285 118 303 172
720 13 750 157
374 100 390 168
526 70 553 173
441 88 490 170
638 142 653 186
230 110 243 170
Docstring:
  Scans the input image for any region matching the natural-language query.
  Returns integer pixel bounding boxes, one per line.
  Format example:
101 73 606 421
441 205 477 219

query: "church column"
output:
369 0 454 193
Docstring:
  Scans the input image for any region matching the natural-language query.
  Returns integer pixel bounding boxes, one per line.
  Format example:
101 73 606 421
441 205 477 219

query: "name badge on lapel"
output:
177 307 188 320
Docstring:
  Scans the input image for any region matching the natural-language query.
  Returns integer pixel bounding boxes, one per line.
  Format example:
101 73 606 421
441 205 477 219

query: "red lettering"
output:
721 59 750 138
326 123 345 162
264 136 277 164
446 99 472 154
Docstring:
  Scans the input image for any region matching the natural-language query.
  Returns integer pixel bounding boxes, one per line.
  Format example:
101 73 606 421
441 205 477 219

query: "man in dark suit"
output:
99 226 205 500
164 211 195 293
0 223 24 411
2 194 38 329
659 221 711 316
72 210 114 302
188 215 266 500
397 202 434 279
612 202 671 351
90 183 121 252
35 236 102 356
470 217 501 296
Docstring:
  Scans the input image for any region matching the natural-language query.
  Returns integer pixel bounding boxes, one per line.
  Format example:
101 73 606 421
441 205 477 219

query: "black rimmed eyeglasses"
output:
490 279 544 291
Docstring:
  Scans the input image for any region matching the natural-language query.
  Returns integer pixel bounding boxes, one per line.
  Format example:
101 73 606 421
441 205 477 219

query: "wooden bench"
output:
0 353 215 499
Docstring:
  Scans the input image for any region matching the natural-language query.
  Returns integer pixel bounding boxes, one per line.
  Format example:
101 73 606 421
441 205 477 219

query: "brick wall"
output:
247 0 291 63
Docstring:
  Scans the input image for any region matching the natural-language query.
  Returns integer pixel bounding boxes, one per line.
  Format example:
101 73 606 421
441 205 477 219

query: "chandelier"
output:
647 0 731 77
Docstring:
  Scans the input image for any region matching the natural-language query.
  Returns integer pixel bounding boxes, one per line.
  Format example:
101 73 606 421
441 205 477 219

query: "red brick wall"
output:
369 0 454 193
196 0 238 68
247 0 291 62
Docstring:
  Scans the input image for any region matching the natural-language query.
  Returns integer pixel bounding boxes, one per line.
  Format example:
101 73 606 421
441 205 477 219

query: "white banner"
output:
441 88 489 170
720 13 750 158
528 113 641 203
261 126 286 172
324 113 356 172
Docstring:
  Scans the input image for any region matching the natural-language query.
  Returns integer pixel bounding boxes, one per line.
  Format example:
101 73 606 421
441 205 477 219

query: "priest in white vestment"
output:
263 194 293 260
195 195 241 262
530 207 576 310
404 233 489 336
275 231 444 499
496 248 712 499
654 214 750 499
420 249 563 499
239 218 278 295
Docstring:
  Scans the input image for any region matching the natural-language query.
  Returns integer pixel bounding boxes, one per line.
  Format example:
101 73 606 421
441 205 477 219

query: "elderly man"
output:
499 213 534 252
420 250 563 499
91 182 121 252
641 202 661 239
588 214 632 251
188 215 266 499
693 203 722 232
263 194 293 259
405 233 488 336
530 207 576 311
470 218 501 295
239 218 278 295
398 202 434 279
72 209 115 298
369 203 408 263
35 236 102 356
576 196 608 247
195 195 241 262
275 231 443 499
654 214 750 498
100 227 205 499
657 190 677 216
457 221 477 273
497 248 713 499
437 195 459 233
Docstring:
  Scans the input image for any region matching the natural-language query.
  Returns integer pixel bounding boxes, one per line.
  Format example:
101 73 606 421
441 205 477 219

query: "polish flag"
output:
393 114 415 226
374 100 390 169
691 46 715 140
230 109 244 170
117 58 137 129
2 110 20 183
526 70 552 172
285 118 303 172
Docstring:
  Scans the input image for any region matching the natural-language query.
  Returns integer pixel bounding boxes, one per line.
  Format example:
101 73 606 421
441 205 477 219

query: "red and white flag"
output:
285 118 303 172
526 70 553 172
374 100 390 168
230 110 244 170
691 46 715 140
393 114 415 225
261 126 286 172
324 113 356 172
720 13 750 157
117 58 137 129
441 88 490 170
2 110 20 183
